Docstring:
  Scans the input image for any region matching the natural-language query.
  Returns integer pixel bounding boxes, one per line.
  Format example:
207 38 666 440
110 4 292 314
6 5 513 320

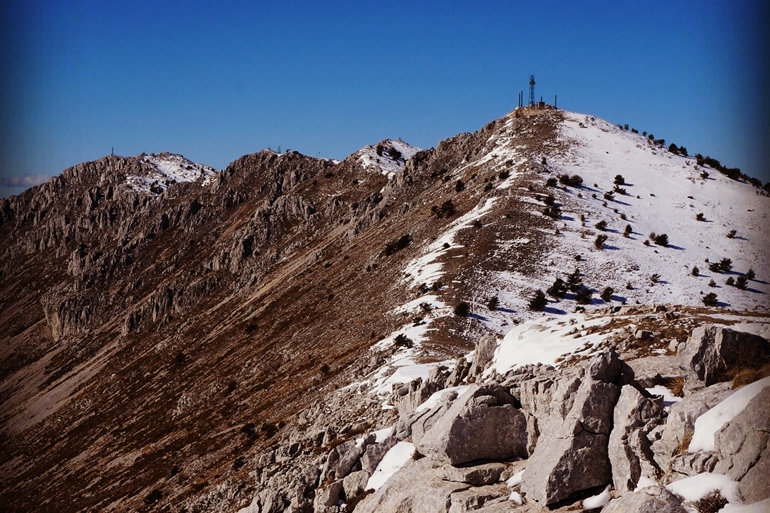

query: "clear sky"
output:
1 0 768 198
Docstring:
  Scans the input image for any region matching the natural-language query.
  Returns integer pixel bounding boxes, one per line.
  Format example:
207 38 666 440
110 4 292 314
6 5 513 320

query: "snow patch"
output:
365 441 414 491
665 472 741 504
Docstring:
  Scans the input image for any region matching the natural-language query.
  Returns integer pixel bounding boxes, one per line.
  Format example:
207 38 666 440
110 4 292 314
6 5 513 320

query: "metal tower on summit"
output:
529 75 536 106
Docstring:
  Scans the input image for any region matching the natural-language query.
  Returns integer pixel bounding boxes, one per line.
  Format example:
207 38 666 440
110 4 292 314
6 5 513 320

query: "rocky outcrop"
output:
602 485 687 513
415 384 528 465
680 325 770 385
467 335 497 379
713 385 770 504
609 385 665 493
521 351 622 505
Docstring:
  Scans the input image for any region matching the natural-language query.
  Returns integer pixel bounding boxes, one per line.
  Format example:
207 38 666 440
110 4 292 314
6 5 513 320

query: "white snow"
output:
646 385 683 409
369 361 436 396
365 441 415 491
720 498 770 513
485 313 614 376
414 385 472 413
635 476 658 489
126 153 217 193
689 376 770 452
356 426 393 447
355 139 421 177
507 491 523 505
665 472 741 504
506 469 525 487
583 485 611 509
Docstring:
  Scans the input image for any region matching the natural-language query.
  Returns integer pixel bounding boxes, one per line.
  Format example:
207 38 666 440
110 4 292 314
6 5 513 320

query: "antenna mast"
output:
529 75 536 106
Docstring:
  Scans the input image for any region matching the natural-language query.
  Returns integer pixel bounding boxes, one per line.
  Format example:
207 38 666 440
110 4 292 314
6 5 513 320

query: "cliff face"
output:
1 107 768 512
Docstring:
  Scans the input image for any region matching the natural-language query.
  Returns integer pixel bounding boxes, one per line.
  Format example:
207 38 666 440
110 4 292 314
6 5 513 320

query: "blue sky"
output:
1 0 768 197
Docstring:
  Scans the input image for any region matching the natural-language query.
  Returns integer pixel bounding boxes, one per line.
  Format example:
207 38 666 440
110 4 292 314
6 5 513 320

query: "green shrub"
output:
624 224 633 237
528 290 547 311
431 200 457 218
703 292 718 306
575 286 593 304
718 257 732 272
595 220 608 231
454 302 470 317
547 277 567 298
736 276 748 290
696 213 705 222
726 277 735 286
394 334 413 348
387 147 402 160
455 180 465 192
487 296 499 311
600 287 613 302
692 266 699 276
546 177 558 187
653 233 669 246
384 234 412 255
747 268 755 280
614 174 625 185
595 234 608 249
567 268 583 292
726 229 737 239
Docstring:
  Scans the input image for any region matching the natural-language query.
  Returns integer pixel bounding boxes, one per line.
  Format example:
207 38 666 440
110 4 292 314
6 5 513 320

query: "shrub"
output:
709 262 721 273
543 205 562 219
703 292 718 306
736 276 748 290
709 279 717 287
668 143 679 154
387 147 402 160
559 174 583 187
575 286 593 304
626 282 633 290
614 174 625 185
432 199 457 218
600 286 613 302
603 191 615 201
696 213 705 222
718 257 732 272
701 170 709 178
546 177 558 187
547 277 567 298
595 220 608 231
653 233 669 246
320 364 330 374
747 268 755 280
567 268 583 292
144 490 163 506
692 266 699 276
643 240 650 246
487 296 499 311
614 186 626 195
454 301 470 317
595 234 608 249
650 273 661 284
620 213 627 220
528 290 547 311
498 170 510 180
693 490 728 513
726 277 735 286
544 194 556 205
726 229 737 239
455 180 465 192
394 334 413 348
376 144 384 156
384 234 412 255
624 224 633 237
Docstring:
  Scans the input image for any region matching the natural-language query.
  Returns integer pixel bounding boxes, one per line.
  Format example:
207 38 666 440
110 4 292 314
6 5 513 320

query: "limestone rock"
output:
680 325 770 385
439 462 507 486
342 470 370 508
415 384 528 465
714 385 770 504
319 439 362 483
360 436 397 474
521 352 621 505
468 335 497 378
602 485 687 513
393 377 443 417
448 483 509 513
313 480 343 511
609 385 665 493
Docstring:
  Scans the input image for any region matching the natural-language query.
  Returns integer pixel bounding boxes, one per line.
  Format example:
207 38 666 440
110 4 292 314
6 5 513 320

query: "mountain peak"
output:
354 138 421 177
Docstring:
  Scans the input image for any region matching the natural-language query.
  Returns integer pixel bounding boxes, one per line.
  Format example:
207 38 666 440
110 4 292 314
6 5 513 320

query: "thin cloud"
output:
0 173 52 188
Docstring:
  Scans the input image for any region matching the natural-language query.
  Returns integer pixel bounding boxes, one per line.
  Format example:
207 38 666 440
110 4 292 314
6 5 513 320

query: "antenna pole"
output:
529 75 536 106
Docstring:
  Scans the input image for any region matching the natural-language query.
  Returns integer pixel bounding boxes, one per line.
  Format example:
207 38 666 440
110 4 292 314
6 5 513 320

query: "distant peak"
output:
126 153 217 194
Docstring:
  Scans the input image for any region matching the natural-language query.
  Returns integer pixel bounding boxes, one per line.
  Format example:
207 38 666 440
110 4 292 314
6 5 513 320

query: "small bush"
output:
384 234 412 255
620 213 627 220
709 279 717 287
547 277 567 298
528 290 547 311
595 234 608 249
626 282 633 290
650 273 661 284
595 220 608 231
544 194 556 205
559 174 583 187
575 286 593 305
567 268 583 292
702 292 718 306
431 200 456 218
726 229 737 239
653 233 669 246
543 205 562 219
320 364 330 375
387 147 402 160
643 239 650 246
718 257 732 272
394 334 413 348
600 286 613 302
736 276 748 290
144 490 163 506
709 262 721 273
603 191 615 201
454 302 470 317
487 296 499 311
546 177 558 187
624 224 633 237
747 268 755 280
376 144 384 156
695 212 705 222
614 174 625 185
692 266 699 276
614 186 626 195
693 490 728 513
726 276 735 286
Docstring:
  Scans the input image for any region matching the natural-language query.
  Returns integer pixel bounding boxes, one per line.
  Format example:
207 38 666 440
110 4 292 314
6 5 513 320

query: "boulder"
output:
521 352 621 505
626 355 684 388
446 357 471 387
360 436 397 474
468 335 497 378
342 470 370 508
415 384 528 465
439 462 507 486
665 451 717 483
313 480 343 512
602 485 687 513
393 388 459 442
679 325 770 385
392 377 443 417
237 489 284 513
609 385 665 493
319 439 362 483
713 385 770 504
650 382 732 468
355 458 471 513
448 484 509 513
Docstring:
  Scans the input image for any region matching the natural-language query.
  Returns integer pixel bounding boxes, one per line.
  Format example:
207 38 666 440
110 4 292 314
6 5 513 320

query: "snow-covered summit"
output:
355 139 421 177
126 152 217 193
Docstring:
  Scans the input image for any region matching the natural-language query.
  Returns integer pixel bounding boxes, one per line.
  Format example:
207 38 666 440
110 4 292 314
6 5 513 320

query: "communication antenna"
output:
529 75 536 106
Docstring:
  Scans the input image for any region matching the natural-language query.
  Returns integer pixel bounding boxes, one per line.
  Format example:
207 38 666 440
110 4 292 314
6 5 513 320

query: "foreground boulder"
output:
713 384 770 504
679 325 770 386
521 351 622 505
609 385 665 493
415 384 528 465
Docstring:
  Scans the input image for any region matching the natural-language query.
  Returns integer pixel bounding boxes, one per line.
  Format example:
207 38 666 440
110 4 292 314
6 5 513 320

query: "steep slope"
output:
0 106 767 513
